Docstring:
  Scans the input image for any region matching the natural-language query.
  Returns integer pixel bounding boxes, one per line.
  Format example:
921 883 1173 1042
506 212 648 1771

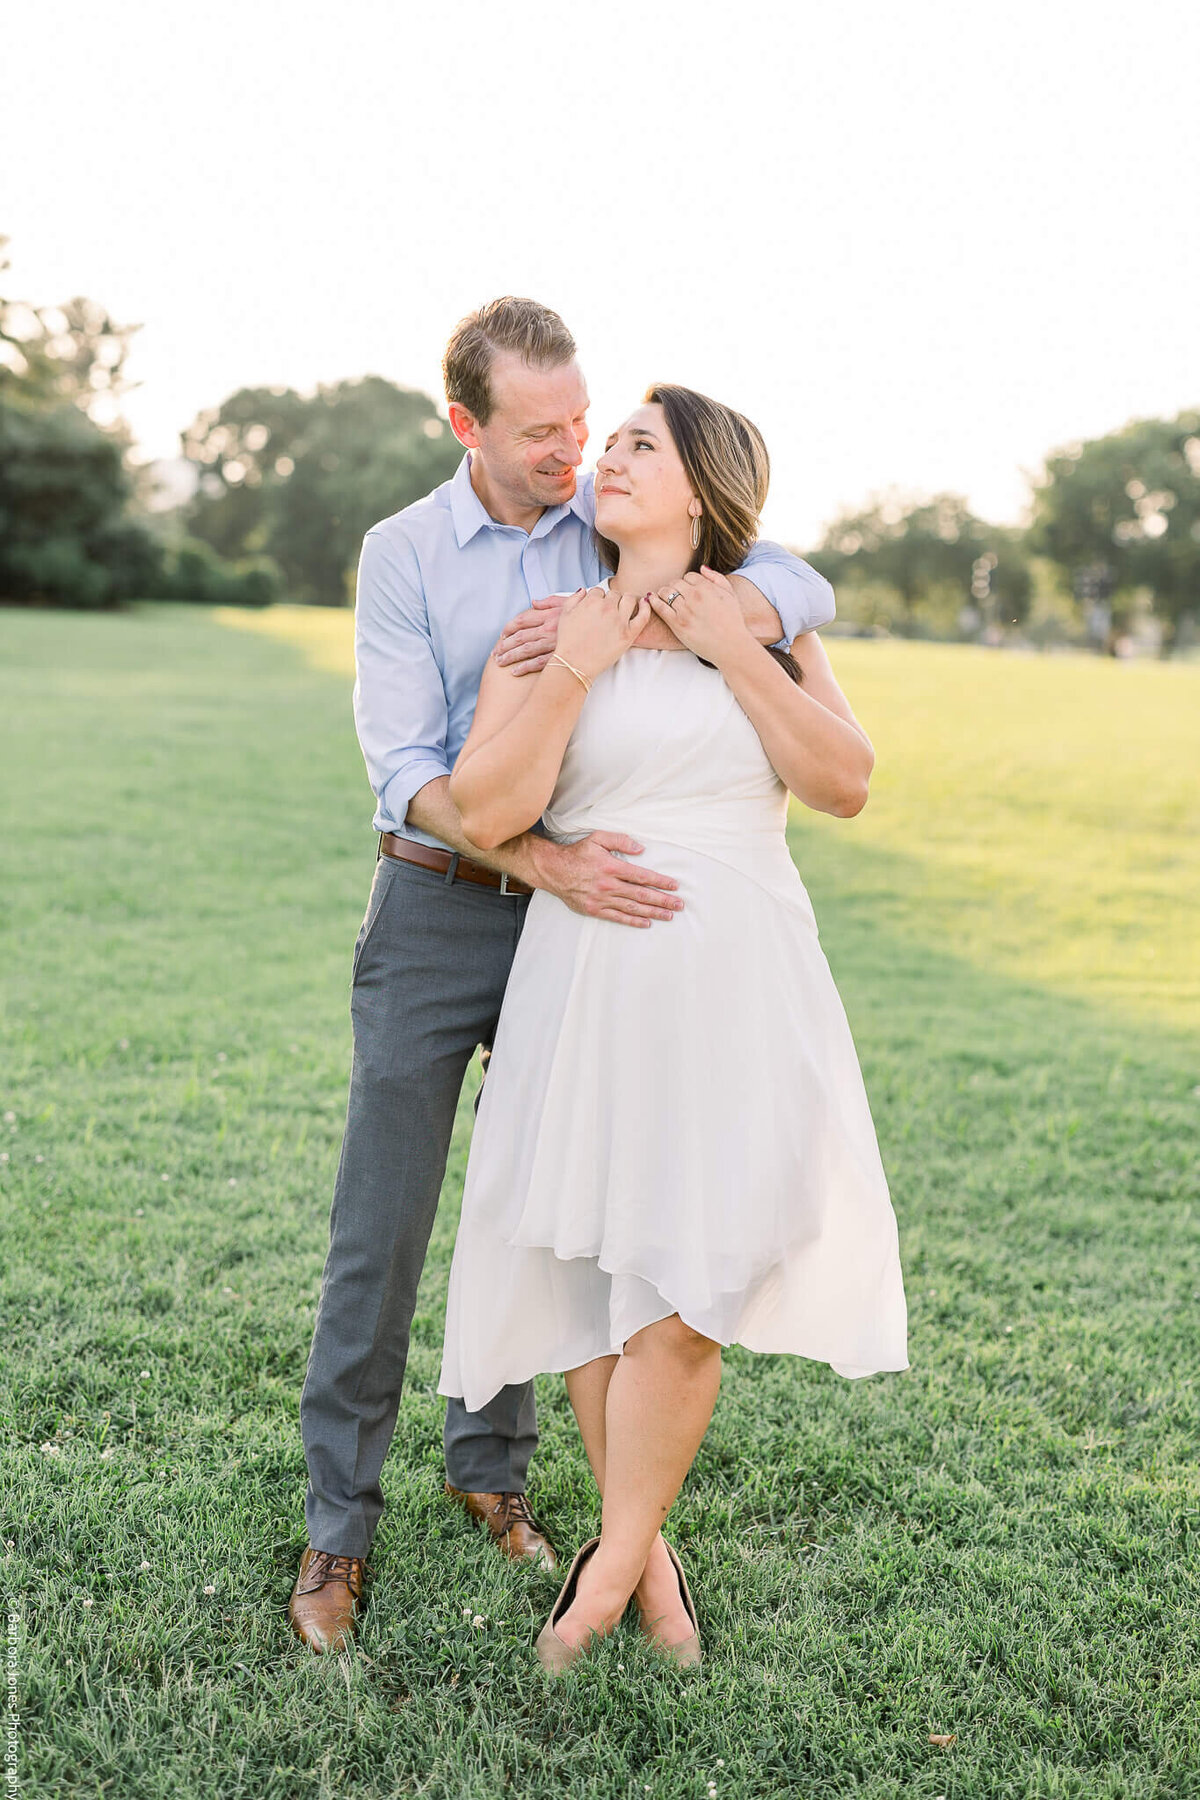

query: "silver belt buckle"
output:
498 874 510 895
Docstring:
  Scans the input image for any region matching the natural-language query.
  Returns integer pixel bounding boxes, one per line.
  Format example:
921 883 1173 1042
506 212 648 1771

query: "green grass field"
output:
2 603 1198 1800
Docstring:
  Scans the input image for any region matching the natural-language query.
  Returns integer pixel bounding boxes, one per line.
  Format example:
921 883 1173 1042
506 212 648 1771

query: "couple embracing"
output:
288 297 908 1672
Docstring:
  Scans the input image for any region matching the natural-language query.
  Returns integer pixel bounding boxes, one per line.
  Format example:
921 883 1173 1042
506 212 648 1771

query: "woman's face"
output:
594 402 696 544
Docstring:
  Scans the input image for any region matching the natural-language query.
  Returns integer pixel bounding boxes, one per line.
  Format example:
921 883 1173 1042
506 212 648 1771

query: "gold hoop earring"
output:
691 515 702 550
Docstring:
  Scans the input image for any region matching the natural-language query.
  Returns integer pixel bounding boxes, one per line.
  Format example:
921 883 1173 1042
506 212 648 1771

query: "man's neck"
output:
468 452 544 533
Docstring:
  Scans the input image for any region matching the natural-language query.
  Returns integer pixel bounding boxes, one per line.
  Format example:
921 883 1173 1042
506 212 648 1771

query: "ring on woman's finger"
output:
664 590 681 607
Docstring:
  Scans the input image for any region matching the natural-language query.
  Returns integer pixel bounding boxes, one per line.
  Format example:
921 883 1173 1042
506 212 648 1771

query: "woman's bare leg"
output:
564 1352 700 1644
564 1354 617 1492
556 1315 721 1650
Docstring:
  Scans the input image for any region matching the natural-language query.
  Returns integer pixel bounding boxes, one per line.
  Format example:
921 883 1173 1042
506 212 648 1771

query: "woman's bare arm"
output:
722 629 874 816
646 574 874 817
451 587 653 850
449 655 588 850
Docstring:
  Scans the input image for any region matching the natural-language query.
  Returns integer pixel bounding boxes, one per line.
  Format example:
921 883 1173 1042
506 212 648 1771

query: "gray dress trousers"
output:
300 850 533 1558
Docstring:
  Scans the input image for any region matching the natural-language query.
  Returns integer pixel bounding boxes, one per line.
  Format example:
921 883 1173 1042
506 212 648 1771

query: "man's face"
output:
453 353 590 512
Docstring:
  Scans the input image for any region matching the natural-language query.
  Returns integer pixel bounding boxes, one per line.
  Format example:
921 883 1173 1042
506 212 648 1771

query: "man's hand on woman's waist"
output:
406 776 683 928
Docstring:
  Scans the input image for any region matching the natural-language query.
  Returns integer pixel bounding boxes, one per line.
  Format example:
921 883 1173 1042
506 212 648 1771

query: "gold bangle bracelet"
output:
548 653 591 694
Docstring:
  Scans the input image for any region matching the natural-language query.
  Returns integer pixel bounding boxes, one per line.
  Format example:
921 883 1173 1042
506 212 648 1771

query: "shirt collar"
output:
448 452 494 547
449 451 592 547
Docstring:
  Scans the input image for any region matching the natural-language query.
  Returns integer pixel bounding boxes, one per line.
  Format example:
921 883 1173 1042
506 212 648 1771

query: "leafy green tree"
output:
0 245 164 606
0 242 279 609
0 398 162 606
182 376 462 603
809 492 1031 635
1 289 137 425
1029 410 1200 647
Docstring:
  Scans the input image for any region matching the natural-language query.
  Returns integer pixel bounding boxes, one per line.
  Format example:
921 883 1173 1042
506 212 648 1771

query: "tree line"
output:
810 412 1200 652
2 258 1197 651
0 252 458 612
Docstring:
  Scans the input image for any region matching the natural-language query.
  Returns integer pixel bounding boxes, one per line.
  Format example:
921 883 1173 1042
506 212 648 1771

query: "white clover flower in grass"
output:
203 1584 216 1595
3 1111 14 1124
228 1178 237 1187
81 1596 93 1607
140 1561 151 1571
0 1154 8 1164
35 1155 43 1164
471 1614 486 1628
139 1370 150 1380
40 1443 59 1455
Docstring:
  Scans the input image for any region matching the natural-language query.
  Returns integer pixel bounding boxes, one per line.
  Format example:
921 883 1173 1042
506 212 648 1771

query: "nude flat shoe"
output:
535 1536 602 1674
640 1541 702 1668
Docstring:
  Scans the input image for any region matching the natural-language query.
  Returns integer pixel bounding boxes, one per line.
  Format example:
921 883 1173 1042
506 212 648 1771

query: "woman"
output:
438 384 908 1671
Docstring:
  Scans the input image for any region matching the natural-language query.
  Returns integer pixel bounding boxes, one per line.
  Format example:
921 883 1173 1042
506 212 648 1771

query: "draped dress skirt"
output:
438 644 909 1414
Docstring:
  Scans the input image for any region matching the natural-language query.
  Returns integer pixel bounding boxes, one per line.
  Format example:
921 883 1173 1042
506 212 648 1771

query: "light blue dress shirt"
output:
353 452 836 850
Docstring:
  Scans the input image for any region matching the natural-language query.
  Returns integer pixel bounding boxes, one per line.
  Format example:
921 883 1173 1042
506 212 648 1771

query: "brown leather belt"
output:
379 832 533 896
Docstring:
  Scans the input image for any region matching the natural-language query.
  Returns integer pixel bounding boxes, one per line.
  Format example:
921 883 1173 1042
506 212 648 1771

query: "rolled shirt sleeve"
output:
736 540 837 645
352 527 451 833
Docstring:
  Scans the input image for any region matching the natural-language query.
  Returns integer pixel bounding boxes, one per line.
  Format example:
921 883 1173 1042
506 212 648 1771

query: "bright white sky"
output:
4 0 1198 545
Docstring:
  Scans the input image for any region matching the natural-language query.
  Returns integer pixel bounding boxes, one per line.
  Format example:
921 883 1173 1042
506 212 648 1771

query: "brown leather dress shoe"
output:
288 1547 365 1653
444 1484 558 1570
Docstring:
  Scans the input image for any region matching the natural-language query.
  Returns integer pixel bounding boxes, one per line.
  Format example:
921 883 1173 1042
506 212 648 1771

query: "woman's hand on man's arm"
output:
495 573 783 670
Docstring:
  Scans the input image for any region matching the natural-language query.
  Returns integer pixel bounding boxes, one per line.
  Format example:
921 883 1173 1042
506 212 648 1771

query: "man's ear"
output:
448 401 482 449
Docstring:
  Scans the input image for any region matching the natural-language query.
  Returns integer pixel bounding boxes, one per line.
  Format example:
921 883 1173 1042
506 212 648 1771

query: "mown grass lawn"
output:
2 603 1198 1800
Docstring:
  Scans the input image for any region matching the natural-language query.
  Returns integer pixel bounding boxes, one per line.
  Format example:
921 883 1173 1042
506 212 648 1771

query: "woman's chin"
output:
594 498 630 537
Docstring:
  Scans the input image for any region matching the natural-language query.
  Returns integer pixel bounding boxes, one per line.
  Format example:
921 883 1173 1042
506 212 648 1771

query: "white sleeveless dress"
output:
438 638 909 1414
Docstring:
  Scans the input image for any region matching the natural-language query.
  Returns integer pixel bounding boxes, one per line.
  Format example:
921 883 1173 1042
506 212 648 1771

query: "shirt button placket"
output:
522 543 546 604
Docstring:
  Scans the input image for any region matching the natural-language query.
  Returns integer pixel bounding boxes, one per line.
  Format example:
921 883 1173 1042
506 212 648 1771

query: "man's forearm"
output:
404 775 682 927
728 573 785 645
404 776 548 886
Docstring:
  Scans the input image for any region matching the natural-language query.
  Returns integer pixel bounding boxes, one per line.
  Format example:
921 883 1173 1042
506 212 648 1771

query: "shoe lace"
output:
307 1550 362 1589
493 1492 536 1534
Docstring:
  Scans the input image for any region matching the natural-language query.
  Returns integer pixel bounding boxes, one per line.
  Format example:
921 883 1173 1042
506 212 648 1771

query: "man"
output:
289 297 835 1652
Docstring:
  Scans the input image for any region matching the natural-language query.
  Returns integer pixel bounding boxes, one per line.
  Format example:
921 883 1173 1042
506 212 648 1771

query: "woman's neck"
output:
609 532 695 601
605 531 698 649
610 562 692 650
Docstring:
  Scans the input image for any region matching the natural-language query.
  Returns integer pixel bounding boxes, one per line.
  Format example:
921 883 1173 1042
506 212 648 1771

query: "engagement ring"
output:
664 591 680 606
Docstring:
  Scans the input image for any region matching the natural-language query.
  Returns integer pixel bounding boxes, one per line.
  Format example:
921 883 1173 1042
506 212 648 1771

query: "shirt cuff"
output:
745 567 837 647
374 757 453 833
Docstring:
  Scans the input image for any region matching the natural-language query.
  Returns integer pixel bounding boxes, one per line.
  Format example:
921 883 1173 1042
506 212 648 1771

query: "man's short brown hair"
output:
442 297 576 425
